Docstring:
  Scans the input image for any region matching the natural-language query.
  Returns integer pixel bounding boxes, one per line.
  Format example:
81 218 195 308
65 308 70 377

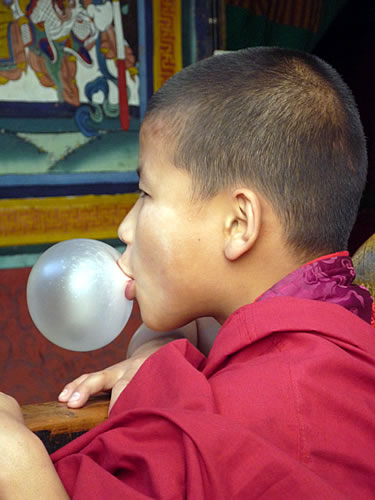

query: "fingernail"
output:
69 392 80 402
58 389 68 399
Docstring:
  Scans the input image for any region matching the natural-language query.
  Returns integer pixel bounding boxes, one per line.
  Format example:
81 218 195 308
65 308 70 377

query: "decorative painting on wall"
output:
0 0 141 179
0 0 185 257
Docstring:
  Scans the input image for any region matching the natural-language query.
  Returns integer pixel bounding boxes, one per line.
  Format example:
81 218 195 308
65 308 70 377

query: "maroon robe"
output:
53 256 375 498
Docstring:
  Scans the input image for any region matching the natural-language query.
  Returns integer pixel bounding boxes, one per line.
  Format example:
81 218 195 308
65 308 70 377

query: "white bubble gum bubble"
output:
26 239 133 351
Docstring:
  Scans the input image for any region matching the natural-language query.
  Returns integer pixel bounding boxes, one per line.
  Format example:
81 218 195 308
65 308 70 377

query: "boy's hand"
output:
58 336 179 413
58 357 144 413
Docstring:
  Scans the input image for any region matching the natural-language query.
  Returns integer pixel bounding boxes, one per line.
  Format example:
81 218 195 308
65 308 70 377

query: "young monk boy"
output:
1 47 375 499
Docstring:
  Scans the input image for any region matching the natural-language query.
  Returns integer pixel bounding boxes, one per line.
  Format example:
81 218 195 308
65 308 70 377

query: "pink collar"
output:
257 252 373 324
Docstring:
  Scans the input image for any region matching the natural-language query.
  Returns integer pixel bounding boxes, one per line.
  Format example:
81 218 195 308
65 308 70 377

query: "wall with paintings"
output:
0 0 197 263
0 0 143 265
0 0 193 404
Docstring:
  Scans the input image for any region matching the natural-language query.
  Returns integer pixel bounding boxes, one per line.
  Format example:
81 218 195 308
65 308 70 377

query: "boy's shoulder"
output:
204 297 375 471
206 296 375 370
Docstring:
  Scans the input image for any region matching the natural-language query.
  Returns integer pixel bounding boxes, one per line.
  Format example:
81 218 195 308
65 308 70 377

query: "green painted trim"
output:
182 0 197 66
0 239 126 270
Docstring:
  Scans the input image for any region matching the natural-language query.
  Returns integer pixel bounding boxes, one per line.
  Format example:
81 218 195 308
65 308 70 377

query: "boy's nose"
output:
118 215 130 244
117 203 136 244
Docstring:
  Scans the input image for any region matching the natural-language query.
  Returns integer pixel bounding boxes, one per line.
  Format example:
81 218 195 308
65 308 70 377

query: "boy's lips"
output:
116 261 136 301
125 278 136 301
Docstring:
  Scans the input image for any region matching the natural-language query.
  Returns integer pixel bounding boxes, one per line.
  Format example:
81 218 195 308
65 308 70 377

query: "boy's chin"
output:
141 310 192 333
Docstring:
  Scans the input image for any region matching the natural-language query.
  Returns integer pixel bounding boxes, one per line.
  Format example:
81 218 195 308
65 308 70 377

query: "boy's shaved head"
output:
144 47 367 258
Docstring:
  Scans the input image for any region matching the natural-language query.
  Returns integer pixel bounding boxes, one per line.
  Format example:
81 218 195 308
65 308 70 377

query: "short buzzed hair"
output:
144 47 367 257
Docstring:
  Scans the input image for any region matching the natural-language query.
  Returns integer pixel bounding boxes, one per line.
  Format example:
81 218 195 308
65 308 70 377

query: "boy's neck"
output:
216 237 313 324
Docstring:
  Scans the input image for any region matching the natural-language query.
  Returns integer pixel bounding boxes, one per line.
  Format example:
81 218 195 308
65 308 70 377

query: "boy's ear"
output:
224 189 261 261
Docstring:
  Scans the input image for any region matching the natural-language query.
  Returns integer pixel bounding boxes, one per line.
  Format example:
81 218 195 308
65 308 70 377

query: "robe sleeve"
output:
52 340 343 499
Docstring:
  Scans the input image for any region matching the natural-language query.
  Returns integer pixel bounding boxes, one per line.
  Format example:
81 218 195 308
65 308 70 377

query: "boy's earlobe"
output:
224 189 261 261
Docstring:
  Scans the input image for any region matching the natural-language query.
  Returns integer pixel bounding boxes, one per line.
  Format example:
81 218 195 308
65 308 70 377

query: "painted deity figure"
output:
0 0 136 106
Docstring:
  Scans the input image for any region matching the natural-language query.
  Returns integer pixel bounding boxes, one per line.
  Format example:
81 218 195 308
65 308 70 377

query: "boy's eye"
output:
137 188 149 198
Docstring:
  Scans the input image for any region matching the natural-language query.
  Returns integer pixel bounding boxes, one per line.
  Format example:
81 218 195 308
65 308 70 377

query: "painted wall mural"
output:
0 0 139 129
0 0 186 255
0 0 140 175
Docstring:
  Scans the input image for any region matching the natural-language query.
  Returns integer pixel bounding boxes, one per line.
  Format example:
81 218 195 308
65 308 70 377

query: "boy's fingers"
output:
64 390 91 408
58 374 90 402
63 371 118 408
58 360 138 408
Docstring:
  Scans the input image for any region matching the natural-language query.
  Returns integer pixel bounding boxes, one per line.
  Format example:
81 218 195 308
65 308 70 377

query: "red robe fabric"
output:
52 297 375 499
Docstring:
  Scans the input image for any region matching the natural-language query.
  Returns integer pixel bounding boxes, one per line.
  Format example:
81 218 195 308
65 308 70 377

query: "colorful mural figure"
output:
0 0 139 136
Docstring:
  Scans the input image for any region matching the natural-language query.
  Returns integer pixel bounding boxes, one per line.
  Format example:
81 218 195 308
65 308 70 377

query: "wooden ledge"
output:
21 394 110 454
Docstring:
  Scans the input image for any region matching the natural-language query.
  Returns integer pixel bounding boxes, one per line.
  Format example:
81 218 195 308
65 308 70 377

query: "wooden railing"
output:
22 394 110 454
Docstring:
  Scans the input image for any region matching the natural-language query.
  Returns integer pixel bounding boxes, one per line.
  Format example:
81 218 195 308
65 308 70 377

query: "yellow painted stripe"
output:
153 0 182 92
0 193 138 246
0 5 14 61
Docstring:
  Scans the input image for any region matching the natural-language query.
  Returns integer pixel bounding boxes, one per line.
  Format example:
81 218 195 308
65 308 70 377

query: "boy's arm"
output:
126 320 198 356
128 317 220 357
58 321 201 411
